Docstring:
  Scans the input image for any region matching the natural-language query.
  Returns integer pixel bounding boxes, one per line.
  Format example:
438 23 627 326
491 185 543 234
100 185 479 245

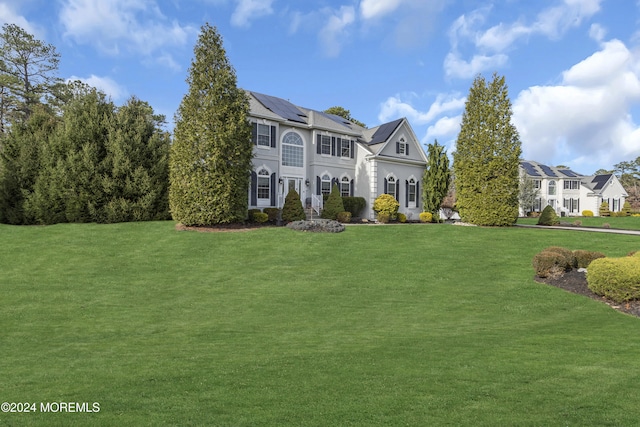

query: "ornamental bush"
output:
336 211 352 223
321 184 345 220
622 201 631 216
573 250 606 268
397 213 407 223
263 208 280 223
253 212 269 223
582 210 594 217
342 197 366 217
419 212 433 223
599 201 611 217
532 247 574 278
587 256 640 303
537 205 559 226
373 194 399 219
377 213 390 223
248 208 261 222
281 189 305 223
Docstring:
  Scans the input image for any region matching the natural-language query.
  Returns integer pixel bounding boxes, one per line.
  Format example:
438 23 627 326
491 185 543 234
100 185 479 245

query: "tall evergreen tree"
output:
169 24 252 225
453 73 521 226
0 104 57 224
422 140 450 219
101 97 170 222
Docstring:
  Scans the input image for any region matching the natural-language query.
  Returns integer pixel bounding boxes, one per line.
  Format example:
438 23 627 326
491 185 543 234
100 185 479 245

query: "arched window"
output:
340 176 351 197
321 174 331 195
386 175 397 200
282 132 303 167
548 180 556 196
408 178 417 206
257 168 270 201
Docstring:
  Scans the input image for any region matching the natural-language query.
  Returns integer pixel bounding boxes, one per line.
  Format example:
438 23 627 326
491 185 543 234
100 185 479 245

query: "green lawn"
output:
1 221 640 426
517 215 640 230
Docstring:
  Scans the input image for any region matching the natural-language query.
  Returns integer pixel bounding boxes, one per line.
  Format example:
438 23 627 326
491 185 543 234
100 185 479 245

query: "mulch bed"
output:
535 270 640 318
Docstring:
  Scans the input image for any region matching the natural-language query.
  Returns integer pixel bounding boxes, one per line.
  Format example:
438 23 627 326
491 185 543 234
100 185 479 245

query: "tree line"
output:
0 24 170 225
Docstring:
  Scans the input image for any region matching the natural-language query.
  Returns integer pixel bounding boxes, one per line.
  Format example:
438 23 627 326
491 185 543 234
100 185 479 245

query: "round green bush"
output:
573 250 605 268
377 213 390 224
336 211 352 223
253 212 269 223
582 210 594 217
248 208 261 222
537 205 559 226
263 208 280 223
587 256 640 302
397 213 407 223
281 189 306 223
533 251 570 278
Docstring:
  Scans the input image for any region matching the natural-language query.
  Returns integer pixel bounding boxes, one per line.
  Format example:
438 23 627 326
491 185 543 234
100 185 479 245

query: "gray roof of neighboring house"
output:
520 160 617 195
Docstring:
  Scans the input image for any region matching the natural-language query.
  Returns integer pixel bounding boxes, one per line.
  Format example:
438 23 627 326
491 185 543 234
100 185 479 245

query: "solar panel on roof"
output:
538 164 558 177
369 119 402 144
559 169 578 177
591 174 611 190
316 111 352 129
251 92 307 124
520 162 541 177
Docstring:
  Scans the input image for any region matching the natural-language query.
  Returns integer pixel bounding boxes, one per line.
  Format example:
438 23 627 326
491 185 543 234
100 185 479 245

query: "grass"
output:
517 215 640 230
1 221 640 426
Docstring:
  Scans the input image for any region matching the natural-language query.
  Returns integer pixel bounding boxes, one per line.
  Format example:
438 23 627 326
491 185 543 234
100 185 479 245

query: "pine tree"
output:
321 183 345 220
422 140 450 220
101 97 170 222
169 24 253 225
453 73 522 226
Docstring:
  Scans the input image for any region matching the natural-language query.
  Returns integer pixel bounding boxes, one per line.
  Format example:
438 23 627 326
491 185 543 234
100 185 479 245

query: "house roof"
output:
365 118 403 145
521 160 623 196
587 174 612 191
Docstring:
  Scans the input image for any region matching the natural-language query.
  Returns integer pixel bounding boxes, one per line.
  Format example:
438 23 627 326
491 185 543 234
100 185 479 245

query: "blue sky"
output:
2 0 639 174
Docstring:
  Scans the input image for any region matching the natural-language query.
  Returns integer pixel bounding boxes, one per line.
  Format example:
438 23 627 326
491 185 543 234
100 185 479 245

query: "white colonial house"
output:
247 91 428 220
520 160 628 217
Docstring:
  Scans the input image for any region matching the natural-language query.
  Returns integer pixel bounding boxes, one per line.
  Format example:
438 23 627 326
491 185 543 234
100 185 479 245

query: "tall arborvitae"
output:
101 97 170 222
453 73 521 226
422 140 450 219
169 24 253 225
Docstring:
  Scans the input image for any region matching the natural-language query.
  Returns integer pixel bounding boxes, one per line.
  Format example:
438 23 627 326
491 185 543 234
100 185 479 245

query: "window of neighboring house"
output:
340 177 350 197
563 198 579 213
408 178 417 206
548 180 556 195
321 135 331 155
564 180 580 190
257 124 271 147
533 198 542 212
282 132 303 167
387 176 397 200
341 139 350 158
533 180 541 189
257 168 270 201
321 174 331 196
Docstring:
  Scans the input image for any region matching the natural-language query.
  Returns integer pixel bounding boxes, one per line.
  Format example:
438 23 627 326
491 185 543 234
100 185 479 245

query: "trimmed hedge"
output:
588 256 640 303
342 197 366 217
582 210 594 217
532 246 574 278
573 250 606 268
537 205 559 226
336 211 352 223
263 208 280 223
419 212 433 223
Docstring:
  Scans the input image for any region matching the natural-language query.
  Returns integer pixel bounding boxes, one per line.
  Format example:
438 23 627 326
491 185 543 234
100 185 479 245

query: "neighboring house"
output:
247 91 428 220
520 160 628 217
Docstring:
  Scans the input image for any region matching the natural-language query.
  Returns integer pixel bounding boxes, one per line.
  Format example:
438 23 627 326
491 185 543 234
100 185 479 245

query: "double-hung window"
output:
387 176 397 200
321 174 331 196
341 139 350 158
320 136 331 155
257 124 271 147
340 177 350 197
548 180 556 196
408 178 417 207
564 180 580 190
257 169 270 202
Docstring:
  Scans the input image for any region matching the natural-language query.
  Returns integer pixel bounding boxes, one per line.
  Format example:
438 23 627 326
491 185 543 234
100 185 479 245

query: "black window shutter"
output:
384 178 388 194
316 176 321 195
350 140 354 159
416 182 419 207
316 135 321 154
350 179 354 197
396 141 400 153
405 180 409 207
406 143 409 156
270 173 276 206
250 171 257 205
251 123 257 145
331 137 336 156
270 126 276 148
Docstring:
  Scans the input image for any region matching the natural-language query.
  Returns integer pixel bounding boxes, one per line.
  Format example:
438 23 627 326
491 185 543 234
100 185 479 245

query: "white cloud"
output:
230 0 274 28
360 0 403 20
513 38 640 173
424 115 462 145
379 93 465 124
0 3 43 38
446 0 604 79
67 75 128 101
318 6 355 57
59 0 194 60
